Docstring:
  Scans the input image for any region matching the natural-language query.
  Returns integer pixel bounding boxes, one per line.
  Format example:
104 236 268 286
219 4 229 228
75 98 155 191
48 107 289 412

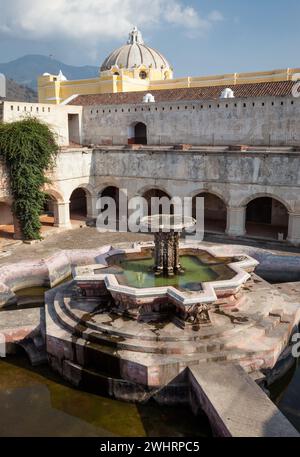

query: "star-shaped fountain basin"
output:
73 243 258 321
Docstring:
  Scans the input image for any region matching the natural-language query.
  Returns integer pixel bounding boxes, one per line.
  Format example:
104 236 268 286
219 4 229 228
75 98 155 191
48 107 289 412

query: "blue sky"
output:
0 0 299 76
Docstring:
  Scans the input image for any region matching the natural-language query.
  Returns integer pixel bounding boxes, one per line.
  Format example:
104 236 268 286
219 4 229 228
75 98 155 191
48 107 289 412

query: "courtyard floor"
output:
0 224 299 267
0 226 153 265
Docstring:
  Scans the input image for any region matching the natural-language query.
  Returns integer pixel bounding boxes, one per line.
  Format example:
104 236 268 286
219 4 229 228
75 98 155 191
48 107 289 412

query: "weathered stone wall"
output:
44 146 300 243
1 146 300 243
1 101 82 146
90 148 300 210
81 96 300 147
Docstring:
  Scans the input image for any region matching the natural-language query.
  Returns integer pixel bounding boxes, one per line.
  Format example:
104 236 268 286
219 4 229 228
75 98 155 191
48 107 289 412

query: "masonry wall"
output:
89 148 300 208
1 101 82 146
0 146 300 242
82 96 300 147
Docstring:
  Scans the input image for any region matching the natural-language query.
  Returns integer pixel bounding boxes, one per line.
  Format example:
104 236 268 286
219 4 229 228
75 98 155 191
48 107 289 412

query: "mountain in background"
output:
1 79 37 102
0 55 99 90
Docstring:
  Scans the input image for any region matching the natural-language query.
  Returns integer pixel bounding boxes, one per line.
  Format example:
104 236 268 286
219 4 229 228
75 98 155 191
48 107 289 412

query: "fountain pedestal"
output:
154 231 182 276
141 215 196 277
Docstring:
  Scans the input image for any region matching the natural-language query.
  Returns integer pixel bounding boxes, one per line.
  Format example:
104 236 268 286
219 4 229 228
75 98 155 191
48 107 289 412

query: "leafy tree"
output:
0 118 59 240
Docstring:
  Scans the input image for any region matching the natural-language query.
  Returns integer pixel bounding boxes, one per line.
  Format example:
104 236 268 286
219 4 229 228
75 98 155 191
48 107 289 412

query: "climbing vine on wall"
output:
0 118 59 240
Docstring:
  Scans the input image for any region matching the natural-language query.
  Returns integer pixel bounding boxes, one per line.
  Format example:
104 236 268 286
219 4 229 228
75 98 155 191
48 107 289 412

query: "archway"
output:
69 188 88 222
98 186 120 212
98 186 127 230
40 194 56 228
245 197 289 240
0 202 14 240
143 189 173 216
128 122 147 145
192 192 227 233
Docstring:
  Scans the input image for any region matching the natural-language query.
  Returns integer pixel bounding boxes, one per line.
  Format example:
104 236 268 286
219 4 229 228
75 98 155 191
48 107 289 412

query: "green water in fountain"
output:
112 254 235 291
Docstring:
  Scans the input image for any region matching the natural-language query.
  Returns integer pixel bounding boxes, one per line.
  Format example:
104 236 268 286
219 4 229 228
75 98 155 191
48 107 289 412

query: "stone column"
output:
173 233 181 271
87 194 99 220
226 206 246 237
287 213 300 246
53 201 72 229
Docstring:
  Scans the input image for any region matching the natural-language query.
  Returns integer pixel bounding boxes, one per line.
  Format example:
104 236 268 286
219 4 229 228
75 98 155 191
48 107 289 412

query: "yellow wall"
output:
38 67 300 105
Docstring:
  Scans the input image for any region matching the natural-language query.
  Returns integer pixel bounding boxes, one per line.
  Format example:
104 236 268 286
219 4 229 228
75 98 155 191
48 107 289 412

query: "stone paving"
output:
0 227 152 265
1 225 300 267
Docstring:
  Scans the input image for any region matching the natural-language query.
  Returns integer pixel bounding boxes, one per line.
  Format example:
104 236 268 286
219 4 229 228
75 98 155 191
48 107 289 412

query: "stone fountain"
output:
38 218 300 406
140 214 195 276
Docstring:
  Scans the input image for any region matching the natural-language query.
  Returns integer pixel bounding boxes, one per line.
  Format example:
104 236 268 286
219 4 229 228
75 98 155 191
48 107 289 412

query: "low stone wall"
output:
1 242 300 308
188 363 299 437
0 245 113 308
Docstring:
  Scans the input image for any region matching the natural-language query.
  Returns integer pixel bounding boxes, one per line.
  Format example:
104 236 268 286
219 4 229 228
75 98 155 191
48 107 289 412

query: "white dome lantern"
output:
100 27 172 78
57 70 68 82
143 93 155 103
220 88 235 99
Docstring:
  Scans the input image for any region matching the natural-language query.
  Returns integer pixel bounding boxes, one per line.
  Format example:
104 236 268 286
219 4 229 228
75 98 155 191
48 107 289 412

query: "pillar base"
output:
53 223 72 229
226 206 246 238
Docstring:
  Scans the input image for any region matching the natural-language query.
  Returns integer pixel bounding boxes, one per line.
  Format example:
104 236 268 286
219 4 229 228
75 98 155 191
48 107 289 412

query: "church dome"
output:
100 27 171 73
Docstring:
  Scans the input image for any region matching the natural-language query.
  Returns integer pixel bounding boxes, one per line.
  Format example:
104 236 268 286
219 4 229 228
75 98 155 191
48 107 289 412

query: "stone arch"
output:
245 195 289 240
192 192 227 234
240 193 293 214
189 188 230 207
137 184 171 198
142 188 173 216
98 186 121 212
67 183 94 201
97 185 128 230
69 185 93 221
43 188 64 203
128 122 147 145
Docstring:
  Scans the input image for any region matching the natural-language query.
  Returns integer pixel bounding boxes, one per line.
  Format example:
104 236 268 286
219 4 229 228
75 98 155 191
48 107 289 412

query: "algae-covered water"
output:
0 356 212 437
107 254 234 291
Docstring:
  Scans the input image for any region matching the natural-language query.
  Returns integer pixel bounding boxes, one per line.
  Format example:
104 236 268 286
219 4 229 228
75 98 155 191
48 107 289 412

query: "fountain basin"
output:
74 242 258 325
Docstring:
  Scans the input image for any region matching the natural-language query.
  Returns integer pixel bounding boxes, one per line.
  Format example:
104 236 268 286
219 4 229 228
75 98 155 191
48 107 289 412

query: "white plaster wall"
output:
1 101 82 146
81 96 300 147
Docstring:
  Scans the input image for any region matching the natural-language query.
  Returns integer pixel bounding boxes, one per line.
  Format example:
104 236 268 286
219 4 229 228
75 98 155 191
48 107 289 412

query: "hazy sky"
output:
0 0 299 77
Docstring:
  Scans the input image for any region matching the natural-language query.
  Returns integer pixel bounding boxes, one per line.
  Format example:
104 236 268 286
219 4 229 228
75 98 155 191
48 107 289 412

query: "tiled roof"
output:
68 81 295 106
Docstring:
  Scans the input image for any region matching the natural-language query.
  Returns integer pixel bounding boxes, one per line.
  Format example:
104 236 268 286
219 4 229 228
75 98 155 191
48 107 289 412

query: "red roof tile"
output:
68 81 295 106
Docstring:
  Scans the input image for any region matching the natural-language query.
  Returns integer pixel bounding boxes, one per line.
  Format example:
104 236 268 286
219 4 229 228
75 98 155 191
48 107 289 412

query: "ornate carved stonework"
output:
154 231 183 276
185 304 211 325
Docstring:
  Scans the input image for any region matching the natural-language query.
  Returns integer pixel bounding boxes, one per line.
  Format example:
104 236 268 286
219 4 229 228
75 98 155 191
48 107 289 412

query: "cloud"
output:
0 0 223 42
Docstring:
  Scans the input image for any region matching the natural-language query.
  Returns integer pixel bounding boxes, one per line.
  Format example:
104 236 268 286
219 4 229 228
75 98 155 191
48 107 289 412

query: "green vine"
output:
0 118 59 240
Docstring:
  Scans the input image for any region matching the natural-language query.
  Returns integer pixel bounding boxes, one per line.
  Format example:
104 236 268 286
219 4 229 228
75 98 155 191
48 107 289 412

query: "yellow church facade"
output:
38 26 300 105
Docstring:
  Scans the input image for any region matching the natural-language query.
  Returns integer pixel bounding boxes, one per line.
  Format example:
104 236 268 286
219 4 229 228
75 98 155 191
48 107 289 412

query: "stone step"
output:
62 359 159 402
19 339 48 366
47 298 274 388
54 296 228 355
52 289 287 362
62 291 257 342
265 320 291 339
